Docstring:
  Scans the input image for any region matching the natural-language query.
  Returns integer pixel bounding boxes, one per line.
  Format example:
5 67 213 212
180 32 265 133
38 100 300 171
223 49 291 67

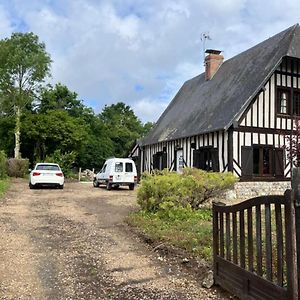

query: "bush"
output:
0 151 7 179
7 158 29 178
0 178 10 199
45 150 77 178
137 168 237 212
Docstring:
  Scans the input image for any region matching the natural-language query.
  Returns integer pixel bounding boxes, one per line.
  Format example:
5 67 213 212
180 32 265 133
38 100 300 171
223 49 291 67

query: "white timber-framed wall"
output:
234 56 300 180
141 56 300 181
141 130 229 173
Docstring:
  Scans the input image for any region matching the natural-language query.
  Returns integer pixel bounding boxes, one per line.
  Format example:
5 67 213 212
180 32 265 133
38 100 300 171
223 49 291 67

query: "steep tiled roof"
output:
143 24 300 145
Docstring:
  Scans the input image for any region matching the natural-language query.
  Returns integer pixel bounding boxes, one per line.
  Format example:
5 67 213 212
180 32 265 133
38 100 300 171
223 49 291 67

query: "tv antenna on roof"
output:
201 32 212 65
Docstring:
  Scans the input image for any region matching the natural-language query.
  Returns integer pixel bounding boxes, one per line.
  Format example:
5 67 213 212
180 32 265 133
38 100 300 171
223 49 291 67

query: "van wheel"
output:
129 183 135 190
93 179 99 187
106 183 112 190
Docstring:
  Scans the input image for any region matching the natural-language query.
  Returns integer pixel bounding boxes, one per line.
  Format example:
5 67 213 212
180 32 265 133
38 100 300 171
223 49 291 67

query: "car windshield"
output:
115 162 123 172
36 164 60 171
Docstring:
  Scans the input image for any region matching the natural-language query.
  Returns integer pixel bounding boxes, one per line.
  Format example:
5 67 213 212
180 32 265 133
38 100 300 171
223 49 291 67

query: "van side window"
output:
115 162 123 172
125 163 133 172
102 164 107 173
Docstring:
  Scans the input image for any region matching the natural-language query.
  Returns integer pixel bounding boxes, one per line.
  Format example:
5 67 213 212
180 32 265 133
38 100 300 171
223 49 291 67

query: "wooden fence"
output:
213 190 297 300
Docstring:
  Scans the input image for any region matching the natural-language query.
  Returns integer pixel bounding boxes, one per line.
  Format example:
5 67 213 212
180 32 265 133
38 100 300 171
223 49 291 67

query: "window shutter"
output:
274 148 284 177
162 152 167 169
241 147 253 177
152 153 158 170
199 150 205 170
211 149 219 172
193 149 200 168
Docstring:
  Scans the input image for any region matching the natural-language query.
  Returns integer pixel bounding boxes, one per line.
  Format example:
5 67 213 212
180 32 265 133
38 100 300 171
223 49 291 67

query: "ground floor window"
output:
193 147 219 172
152 151 167 170
242 146 284 178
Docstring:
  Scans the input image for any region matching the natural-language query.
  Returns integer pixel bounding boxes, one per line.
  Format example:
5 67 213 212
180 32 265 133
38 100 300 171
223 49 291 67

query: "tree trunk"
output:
14 106 21 159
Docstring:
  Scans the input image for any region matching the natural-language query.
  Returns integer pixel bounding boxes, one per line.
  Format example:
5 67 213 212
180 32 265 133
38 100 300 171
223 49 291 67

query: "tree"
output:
21 110 89 162
0 116 15 157
38 83 87 117
77 117 114 169
142 121 155 137
100 102 144 157
0 32 51 158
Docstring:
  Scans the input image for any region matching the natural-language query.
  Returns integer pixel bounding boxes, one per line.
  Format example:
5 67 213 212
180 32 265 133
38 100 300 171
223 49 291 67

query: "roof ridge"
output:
142 24 300 145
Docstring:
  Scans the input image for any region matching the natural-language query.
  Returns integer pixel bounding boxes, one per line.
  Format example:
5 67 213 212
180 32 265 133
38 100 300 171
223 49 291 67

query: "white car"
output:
29 163 64 189
93 158 137 190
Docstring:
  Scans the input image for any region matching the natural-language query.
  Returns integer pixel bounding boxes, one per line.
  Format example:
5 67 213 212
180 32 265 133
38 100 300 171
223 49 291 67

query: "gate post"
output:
291 168 300 298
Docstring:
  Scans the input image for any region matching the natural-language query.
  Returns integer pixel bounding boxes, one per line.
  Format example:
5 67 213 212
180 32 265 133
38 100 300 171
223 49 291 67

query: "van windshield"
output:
115 162 123 172
125 163 133 172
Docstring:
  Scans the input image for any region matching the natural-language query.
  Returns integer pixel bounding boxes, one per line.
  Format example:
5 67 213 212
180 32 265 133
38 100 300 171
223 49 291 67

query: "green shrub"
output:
127 207 213 260
45 150 77 178
137 168 237 212
7 158 29 178
0 151 7 179
0 178 10 199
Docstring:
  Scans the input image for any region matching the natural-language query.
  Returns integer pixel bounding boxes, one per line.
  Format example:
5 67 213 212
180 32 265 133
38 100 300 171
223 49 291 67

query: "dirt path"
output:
0 179 229 300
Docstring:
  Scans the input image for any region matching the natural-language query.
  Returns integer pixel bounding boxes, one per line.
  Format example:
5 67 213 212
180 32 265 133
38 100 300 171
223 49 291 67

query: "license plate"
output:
43 173 53 176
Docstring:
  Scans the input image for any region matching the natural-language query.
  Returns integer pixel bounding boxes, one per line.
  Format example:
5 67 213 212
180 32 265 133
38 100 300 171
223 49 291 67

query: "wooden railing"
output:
213 190 297 300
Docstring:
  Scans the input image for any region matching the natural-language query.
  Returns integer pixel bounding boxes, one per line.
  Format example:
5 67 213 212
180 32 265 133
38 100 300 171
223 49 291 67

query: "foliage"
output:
100 102 145 157
0 32 152 170
137 168 237 212
76 115 114 169
21 110 89 162
0 116 14 156
0 32 51 158
283 117 300 166
7 158 29 178
141 121 155 137
45 150 77 177
127 208 213 261
38 83 87 117
0 150 7 178
0 178 9 199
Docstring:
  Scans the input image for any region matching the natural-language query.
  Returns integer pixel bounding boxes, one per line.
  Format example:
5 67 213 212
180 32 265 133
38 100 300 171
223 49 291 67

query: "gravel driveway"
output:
0 178 230 300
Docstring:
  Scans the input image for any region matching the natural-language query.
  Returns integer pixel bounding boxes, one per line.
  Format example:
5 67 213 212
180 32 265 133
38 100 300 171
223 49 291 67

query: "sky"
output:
0 0 299 123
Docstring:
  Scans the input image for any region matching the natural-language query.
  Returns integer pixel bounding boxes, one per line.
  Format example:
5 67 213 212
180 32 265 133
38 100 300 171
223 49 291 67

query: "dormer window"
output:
277 89 290 115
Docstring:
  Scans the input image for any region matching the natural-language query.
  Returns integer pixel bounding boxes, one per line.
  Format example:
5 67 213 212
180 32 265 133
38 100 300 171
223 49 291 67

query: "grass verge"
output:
0 178 10 199
126 208 213 262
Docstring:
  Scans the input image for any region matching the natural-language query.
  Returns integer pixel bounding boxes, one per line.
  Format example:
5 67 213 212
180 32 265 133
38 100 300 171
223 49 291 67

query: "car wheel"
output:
129 183 135 190
59 184 64 189
29 182 34 189
93 179 99 187
106 183 112 191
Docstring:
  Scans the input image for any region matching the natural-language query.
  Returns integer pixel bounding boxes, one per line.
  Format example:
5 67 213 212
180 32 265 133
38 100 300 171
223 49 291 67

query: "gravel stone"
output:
0 178 231 299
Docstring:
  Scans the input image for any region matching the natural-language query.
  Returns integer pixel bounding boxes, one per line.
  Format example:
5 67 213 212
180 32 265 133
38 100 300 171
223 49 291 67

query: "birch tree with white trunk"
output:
0 32 51 159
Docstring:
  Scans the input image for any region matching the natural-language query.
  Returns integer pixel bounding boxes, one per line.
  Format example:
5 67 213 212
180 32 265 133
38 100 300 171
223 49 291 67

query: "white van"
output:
93 158 137 190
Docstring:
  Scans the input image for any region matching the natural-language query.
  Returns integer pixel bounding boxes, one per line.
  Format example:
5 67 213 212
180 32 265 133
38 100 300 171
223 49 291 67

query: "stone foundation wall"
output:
221 181 291 204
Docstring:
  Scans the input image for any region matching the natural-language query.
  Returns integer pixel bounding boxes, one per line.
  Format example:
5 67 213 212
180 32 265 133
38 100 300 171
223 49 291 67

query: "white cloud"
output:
133 98 168 123
0 5 13 39
2 0 300 122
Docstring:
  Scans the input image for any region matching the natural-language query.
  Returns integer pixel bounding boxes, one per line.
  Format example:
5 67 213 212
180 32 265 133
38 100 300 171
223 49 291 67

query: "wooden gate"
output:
213 190 297 300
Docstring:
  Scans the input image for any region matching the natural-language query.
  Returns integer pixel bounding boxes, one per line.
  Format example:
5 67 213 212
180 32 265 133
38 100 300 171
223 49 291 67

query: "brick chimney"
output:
204 49 224 80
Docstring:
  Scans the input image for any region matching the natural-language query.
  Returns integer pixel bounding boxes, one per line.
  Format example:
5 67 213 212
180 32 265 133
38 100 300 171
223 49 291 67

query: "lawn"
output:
126 208 213 262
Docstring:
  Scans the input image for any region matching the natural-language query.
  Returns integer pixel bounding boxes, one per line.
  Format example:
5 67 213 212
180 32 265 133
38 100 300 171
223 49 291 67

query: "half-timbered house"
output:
140 24 300 181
